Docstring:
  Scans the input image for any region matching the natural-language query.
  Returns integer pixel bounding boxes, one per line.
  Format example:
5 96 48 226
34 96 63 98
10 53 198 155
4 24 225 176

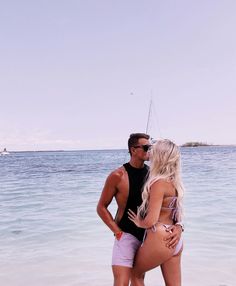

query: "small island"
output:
181 142 210 147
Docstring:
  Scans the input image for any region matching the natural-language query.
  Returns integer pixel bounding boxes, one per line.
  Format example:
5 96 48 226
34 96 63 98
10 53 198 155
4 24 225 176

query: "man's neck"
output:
129 158 145 169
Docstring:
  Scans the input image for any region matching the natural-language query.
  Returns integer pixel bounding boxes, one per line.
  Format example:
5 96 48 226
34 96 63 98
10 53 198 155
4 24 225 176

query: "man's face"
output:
132 138 151 161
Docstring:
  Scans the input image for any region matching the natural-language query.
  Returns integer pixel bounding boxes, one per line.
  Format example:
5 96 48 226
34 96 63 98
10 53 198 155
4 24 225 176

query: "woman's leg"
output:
131 227 175 286
160 250 182 286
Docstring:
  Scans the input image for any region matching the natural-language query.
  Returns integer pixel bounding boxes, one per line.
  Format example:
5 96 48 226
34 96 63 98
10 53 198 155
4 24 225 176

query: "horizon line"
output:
2 144 236 153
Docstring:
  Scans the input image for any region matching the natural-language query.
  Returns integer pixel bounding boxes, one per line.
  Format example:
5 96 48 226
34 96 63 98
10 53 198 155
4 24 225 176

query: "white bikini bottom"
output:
143 223 183 256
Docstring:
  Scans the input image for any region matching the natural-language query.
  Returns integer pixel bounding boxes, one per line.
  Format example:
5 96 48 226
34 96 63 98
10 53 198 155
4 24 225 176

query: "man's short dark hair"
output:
128 133 150 154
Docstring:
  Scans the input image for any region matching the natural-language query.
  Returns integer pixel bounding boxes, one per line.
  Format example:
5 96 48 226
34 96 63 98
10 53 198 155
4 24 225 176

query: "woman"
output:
128 139 185 286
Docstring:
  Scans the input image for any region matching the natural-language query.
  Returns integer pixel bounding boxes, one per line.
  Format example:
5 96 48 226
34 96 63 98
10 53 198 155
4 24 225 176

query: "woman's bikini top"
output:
142 196 179 242
161 196 178 222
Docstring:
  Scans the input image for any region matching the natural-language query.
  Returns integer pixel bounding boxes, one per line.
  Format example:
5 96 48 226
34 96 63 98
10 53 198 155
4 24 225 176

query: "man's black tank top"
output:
118 162 149 241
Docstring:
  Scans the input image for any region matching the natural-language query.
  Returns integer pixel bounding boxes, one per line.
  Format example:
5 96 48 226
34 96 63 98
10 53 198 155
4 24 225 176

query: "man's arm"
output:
96 171 122 235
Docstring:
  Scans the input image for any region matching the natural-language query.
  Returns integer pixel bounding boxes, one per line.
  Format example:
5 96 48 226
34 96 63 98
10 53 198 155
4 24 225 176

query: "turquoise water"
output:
0 147 236 286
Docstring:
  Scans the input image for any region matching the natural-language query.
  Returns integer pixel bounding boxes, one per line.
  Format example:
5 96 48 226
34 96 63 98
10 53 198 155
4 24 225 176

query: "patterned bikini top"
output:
161 196 179 222
148 179 179 222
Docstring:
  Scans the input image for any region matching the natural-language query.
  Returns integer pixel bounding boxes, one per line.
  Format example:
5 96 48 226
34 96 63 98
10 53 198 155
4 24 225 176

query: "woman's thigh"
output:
133 228 174 276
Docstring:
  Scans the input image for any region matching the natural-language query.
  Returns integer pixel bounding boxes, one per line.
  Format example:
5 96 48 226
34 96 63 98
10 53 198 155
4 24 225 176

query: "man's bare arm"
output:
97 171 122 234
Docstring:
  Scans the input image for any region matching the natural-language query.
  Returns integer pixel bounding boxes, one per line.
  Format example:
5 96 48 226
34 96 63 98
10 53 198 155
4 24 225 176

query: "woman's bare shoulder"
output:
150 179 172 193
151 178 168 187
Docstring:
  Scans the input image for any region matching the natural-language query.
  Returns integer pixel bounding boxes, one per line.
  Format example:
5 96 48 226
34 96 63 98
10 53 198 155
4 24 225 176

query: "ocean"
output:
0 147 235 286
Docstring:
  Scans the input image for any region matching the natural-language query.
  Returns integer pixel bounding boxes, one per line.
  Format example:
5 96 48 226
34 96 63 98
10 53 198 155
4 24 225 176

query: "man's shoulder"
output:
110 165 126 179
106 165 126 185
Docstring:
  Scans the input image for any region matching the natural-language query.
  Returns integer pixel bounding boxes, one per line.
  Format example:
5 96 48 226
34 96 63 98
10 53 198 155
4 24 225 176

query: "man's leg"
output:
112 233 141 286
112 265 131 286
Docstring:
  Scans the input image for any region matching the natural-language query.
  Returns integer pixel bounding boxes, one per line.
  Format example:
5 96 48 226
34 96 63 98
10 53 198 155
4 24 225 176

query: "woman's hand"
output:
128 209 143 228
164 224 182 248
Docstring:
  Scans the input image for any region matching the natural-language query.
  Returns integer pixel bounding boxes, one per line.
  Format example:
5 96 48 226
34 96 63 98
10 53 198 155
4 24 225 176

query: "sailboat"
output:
145 98 160 144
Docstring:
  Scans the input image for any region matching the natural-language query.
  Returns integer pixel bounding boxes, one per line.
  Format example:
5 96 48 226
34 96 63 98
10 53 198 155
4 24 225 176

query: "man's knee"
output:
112 265 131 286
114 276 129 286
113 273 130 286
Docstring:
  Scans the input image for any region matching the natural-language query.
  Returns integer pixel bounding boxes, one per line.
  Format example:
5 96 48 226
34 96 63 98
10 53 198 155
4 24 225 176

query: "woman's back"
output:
159 182 178 225
149 179 178 226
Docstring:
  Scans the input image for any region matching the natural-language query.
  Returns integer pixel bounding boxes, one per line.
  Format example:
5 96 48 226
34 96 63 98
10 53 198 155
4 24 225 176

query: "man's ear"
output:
130 146 135 155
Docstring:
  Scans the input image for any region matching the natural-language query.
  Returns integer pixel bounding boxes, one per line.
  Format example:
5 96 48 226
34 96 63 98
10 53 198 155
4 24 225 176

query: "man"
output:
97 133 183 286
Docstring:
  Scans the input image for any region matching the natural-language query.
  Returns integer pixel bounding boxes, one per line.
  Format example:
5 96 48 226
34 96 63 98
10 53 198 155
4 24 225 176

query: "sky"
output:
0 0 236 151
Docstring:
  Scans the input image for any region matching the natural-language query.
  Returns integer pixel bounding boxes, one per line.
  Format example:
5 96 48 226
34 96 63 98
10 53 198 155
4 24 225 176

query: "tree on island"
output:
181 142 210 147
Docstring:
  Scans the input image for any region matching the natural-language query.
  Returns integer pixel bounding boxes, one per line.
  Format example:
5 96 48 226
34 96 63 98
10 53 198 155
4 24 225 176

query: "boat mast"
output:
145 98 152 134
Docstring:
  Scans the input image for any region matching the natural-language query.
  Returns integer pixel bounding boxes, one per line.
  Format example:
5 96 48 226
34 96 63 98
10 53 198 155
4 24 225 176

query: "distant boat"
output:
0 148 10 155
145 98 159 144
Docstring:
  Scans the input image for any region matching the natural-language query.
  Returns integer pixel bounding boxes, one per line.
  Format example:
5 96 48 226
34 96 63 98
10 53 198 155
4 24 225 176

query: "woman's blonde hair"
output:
138 139 184 222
